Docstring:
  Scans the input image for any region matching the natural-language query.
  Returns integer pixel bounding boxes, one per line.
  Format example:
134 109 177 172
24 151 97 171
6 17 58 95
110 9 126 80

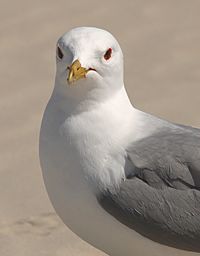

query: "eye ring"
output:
104 48 112 60
57 46 64 59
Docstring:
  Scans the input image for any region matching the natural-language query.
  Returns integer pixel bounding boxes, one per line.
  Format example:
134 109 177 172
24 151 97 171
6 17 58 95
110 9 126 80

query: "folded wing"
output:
99 124 200 251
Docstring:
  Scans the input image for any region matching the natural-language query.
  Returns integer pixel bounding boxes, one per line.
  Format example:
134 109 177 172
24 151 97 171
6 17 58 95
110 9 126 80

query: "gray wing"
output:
99 124 200 252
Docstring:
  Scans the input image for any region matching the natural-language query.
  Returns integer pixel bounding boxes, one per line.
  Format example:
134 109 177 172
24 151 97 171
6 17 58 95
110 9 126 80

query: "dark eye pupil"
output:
104 48 112 60
57 46 64 59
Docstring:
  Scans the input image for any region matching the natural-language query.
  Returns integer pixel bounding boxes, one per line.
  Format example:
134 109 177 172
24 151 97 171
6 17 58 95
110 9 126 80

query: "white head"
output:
54 27 124 105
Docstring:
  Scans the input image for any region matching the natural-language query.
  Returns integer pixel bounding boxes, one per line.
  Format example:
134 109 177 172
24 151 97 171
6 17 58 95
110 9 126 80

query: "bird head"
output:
55 27 124 102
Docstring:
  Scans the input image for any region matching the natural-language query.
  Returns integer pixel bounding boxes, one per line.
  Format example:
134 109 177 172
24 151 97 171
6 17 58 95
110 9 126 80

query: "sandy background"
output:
0 0 200 255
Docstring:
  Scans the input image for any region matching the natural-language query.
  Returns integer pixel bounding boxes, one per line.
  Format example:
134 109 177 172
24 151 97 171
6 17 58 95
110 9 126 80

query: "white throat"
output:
51 84 143 192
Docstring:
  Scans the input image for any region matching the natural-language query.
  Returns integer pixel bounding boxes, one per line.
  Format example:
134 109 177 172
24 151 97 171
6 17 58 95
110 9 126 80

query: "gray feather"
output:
98 122 200 252
127 123 200 189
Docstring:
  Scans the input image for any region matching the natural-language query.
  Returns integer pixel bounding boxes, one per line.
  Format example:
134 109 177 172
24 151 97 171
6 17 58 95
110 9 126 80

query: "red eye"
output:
104 48 112 60
57 46 64 59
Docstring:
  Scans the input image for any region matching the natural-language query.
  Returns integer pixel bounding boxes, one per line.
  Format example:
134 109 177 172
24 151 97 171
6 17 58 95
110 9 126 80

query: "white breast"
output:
40 88 131 224
40 88 167 256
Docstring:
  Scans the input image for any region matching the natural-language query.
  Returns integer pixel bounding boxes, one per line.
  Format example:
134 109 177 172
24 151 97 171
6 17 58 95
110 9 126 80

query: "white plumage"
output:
40 27 200 256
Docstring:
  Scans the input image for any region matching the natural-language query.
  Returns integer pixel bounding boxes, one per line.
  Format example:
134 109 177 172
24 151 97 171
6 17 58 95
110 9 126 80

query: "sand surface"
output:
0 0 200 255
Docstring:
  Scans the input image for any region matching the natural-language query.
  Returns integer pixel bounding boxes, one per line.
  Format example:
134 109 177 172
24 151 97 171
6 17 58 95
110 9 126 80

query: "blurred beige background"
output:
0 0 200 255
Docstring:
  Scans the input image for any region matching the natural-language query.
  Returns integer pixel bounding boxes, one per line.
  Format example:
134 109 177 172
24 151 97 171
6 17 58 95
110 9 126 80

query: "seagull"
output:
39 27 200 256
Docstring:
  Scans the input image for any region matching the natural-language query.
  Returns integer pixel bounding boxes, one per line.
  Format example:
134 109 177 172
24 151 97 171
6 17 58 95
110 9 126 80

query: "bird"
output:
39 27 200 256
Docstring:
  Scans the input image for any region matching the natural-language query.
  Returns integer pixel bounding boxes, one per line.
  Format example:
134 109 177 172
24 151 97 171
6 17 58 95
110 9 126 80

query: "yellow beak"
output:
67 59 89 84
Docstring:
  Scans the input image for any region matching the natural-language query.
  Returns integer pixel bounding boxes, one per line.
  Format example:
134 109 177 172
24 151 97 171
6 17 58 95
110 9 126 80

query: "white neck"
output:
52 83 145 192
53 72 124 115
